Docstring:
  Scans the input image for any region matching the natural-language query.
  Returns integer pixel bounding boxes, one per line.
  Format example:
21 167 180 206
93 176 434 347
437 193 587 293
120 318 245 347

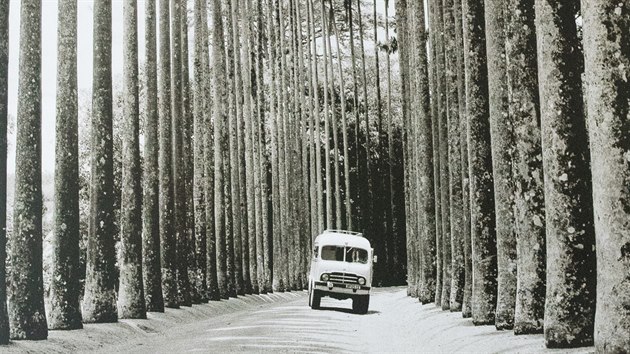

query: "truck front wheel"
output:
352 295 369 314
310 287 321 309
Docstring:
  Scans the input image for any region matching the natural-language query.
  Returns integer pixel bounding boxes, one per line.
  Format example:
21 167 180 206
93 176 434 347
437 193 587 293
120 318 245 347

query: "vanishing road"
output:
6 287 591 353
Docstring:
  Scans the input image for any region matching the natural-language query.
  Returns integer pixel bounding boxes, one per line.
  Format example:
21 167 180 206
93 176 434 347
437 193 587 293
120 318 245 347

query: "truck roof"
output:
314 230 372 249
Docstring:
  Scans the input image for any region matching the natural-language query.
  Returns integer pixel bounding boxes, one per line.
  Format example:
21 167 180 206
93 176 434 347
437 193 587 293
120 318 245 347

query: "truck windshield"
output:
320 245 368 264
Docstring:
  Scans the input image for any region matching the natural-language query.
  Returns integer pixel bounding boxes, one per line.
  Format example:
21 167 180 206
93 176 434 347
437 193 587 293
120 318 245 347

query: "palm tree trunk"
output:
0 0 9 342
83 0 118 323
49 0 83 329
486 0 515 329
10 0 48 338
118 0 146 319
158 0 179 309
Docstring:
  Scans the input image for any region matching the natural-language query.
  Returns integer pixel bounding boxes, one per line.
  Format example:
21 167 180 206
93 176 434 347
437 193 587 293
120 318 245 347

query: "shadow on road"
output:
317 306 381 316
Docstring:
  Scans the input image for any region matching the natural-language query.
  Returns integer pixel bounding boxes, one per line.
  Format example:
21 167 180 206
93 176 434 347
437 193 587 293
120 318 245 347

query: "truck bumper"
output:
313 281 371 296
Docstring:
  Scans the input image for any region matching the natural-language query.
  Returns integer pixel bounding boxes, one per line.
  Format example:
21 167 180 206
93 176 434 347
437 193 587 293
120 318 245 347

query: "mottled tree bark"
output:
454 0 472 319
535 0 595 348
332 6 351 231
9 0 48 339
464 0 497 325
49 0 83 330
443 0 464 312
255 0 272 293
158 0 178 309
171 0 192 307
142 0 164 313
204 0 219 300
357 0 375 250
428 0 443 306
193 0 209 303
83 0 118 323
582 0 630 351
227 0 245 297
484 0 515 329
435 0 451 311
118 0 146 319
505 0 546 335
211 0 229 300
409 0 436 304
240 0 257 295
0 0 9 343
180 3 198 305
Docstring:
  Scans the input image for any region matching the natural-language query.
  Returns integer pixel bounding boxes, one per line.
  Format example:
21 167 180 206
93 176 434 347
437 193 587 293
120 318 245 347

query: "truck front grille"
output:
329 272 359 284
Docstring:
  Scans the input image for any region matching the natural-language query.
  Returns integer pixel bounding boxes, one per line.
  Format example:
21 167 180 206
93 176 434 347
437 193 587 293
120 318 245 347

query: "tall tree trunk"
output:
10 0 48 339
305 0 318 240
171 0 193 307
331 4 351 231
347 0 360 232
277 0 291 290
268 0 283 293
384 0 397 285
49 0 83 330
583 0 630 351
357 0 374 248
434 0 451 310
505 0 546 335
0 0 9 343
192 0 209 303
535 0 595 348
83 0 118 323
325 5 341 231
118 0 146 319
227 0 245 297
453 0 471 319
443 0 464 312
204 0 219 302
238 0 254 295
211 0 229 300
485 0 515 329
158 0 179 309
180 4 198 305
410 0 436 304
309 0 324 233
143 0 164 313
256 0 272 293
463 0 497 325
427 0 443 305
321 0 333 229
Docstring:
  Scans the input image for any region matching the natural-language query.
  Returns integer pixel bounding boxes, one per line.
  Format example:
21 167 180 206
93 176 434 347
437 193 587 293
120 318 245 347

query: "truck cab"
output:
308 230 374 314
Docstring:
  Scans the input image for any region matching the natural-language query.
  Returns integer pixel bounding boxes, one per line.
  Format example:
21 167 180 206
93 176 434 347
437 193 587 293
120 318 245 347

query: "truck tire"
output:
352 295 369 314
310 288 321 310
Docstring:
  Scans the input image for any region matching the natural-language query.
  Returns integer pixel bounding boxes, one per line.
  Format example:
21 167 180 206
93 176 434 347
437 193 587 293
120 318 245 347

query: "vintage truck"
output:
308 230 375 314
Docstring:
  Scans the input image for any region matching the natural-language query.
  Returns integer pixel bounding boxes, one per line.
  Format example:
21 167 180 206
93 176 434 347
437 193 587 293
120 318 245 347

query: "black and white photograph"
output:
0 0 627 352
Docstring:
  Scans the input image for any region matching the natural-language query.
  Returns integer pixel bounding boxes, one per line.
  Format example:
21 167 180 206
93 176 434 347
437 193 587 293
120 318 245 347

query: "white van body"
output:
308 230 374 314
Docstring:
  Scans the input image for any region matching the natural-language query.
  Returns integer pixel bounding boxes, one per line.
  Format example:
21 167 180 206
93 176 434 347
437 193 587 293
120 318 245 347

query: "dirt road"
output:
4 287 593 353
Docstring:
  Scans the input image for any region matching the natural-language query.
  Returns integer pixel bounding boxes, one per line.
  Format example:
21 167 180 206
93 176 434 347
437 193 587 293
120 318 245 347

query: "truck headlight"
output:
358 277 366 285
320 273 329 281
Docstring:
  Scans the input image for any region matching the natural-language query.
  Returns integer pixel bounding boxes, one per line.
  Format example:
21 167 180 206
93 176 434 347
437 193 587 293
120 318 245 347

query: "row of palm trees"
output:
0 0 406 343
400 0 630 351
